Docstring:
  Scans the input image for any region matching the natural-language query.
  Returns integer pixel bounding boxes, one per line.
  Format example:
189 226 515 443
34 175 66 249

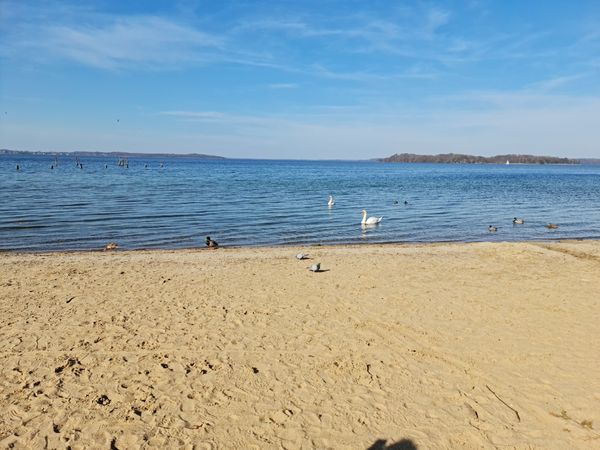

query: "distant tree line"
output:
0 149 225 159
379 153 579 164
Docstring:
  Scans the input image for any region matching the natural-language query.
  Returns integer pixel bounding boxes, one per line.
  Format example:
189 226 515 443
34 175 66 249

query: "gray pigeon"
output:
308 263 321 272
296 253 309 260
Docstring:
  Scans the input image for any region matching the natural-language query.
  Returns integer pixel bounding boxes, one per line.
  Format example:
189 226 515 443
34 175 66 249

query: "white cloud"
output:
10 16 223 70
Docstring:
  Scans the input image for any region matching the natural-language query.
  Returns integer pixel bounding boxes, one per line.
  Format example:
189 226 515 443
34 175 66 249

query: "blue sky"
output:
1 0 600 159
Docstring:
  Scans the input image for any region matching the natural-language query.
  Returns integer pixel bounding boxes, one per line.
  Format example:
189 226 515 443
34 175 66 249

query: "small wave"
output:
0 224 49 231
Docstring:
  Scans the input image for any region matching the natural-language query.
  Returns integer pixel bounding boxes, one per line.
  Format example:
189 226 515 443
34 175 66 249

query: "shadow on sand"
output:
367 438 417 450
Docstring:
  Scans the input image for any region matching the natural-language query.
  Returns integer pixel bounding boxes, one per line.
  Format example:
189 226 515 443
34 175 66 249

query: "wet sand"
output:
1 241 599 449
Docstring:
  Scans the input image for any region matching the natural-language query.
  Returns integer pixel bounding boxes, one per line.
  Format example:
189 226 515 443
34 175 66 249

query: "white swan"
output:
328 195 335 207
361 209 382 225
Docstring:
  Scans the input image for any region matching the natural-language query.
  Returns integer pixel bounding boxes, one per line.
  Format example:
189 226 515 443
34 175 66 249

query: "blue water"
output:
1 154 600 251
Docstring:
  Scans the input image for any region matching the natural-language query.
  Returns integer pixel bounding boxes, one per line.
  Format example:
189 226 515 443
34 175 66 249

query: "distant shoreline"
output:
2 149 598 163
379 152 582 164
0 149 226 159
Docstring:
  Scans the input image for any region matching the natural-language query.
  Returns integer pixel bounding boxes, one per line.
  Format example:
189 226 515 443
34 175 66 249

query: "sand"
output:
1 241 599 449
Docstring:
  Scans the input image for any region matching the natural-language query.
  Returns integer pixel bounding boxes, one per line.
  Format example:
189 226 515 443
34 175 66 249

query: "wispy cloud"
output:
1 0 589 80
158 110 291 129
160 110 226 120
529 73 590 91
267 83 298 89
310 63 438 82
233 19 346 38
233 6 450 45
424 8 451 36
4 15 223 70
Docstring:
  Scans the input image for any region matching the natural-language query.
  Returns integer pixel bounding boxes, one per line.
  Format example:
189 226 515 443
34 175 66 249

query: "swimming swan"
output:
361 209 382 225
328 195 335 207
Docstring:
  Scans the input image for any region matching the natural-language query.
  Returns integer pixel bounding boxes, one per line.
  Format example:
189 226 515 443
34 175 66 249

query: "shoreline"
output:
2 240 599 448
0 236 595 256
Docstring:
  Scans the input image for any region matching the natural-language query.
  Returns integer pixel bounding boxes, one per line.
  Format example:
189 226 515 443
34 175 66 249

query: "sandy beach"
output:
1 241 599 449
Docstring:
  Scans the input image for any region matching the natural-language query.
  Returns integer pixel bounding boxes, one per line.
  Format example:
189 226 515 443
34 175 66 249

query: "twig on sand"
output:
486 384 521 422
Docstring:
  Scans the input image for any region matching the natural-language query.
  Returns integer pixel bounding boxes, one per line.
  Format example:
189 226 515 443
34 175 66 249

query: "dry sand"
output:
1 241 599 449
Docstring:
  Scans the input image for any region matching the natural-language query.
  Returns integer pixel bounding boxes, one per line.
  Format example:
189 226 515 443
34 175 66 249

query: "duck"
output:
513 217 524 225
361 209 383 225
104 242 118 251
488 225 497 232
327 195 335 207
546 223 558 229
205 236 219 249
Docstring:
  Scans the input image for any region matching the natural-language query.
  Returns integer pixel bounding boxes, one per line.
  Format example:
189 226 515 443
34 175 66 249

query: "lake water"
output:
1 155 599 251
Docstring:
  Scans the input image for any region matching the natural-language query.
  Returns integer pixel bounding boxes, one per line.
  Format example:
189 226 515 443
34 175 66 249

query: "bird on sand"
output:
308 263 321 272
206 236 219 248
296 253 309 260
104 242 118 251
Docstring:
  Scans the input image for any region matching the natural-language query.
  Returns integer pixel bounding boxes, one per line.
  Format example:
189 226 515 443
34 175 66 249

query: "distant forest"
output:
380 153 580 164
0 149 225 159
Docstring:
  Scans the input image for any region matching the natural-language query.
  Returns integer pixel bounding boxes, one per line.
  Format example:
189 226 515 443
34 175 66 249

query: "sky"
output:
1 0 600 159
